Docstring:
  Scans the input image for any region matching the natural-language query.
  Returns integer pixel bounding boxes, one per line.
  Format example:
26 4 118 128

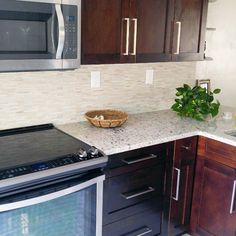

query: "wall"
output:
1 1 236 130
0 62 197 129
196 0 236 108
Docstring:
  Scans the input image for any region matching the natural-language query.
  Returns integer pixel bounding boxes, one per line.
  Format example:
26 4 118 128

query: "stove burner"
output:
0 124 107 182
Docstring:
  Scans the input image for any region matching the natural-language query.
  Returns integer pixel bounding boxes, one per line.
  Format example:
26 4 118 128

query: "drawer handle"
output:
122 154 158 165
172 168 181 201
230 180 236 214
122 226 153 236
181 145 191 151
121 186 155 200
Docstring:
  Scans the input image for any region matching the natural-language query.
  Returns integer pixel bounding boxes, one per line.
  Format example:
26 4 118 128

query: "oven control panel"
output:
0 147 102 180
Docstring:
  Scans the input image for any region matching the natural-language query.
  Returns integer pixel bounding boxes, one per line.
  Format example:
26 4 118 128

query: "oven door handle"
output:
55 3 65 59
0 175 105 213
16 0 61 3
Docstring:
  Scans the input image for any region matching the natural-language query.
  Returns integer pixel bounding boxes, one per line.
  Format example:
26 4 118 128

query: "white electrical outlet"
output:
146 69 154 85
91 71 101 88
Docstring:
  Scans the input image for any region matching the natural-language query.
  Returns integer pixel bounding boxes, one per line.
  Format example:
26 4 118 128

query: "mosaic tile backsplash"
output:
0 62 198 129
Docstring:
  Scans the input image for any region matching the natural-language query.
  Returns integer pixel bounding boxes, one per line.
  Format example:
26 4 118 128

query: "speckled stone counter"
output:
57 109 236 155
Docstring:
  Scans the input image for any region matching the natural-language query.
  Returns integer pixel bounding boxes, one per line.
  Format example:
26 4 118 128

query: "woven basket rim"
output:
85 109 128 122
85 109 128 128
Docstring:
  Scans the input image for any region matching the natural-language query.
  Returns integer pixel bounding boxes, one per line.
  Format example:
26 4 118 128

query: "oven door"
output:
0 0 80 72
0 171 104 236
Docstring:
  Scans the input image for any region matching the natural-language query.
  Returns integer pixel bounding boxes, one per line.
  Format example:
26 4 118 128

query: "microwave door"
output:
0 1 60 59
0 0 63 71
0 0 80 72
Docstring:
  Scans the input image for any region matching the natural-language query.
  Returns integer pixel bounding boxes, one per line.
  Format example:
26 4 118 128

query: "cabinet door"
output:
171 0 208 61
191 158 236 236
170 137 197 235
81 0 130 64
132 0 173 62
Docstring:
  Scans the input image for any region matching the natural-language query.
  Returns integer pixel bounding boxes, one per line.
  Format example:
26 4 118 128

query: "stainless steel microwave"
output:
0 0 81 72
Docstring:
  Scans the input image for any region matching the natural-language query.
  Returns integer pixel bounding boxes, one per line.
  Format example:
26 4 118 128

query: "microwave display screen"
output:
67 16 75 22
0 20 46 52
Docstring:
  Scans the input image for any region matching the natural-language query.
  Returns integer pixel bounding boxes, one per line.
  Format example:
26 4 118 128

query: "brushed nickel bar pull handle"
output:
121 186 155 200
181 145 191 151
122 154 157 165
174 21 181 55
125 226 153 236
230 180 236 214
137 228 153 236
130 18 138 55
172 168 181 201
122 18 130 56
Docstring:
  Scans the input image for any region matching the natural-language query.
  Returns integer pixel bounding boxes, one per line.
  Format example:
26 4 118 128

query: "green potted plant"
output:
171 84 221 121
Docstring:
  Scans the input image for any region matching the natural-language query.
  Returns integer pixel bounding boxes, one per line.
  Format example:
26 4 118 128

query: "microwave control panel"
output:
63 5 78 59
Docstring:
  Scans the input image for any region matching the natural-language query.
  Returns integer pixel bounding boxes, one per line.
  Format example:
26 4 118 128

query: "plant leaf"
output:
171 84 221 121
213 88 221 94
176 87 185 94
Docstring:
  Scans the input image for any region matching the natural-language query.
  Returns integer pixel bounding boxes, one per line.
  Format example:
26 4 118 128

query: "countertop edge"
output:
103 131 236 155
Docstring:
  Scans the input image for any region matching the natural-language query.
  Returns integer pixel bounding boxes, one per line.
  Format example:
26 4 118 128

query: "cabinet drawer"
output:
175 137 198 163
103 165 164 223
103 197 162 225
106 143 170 178
103 208 162 236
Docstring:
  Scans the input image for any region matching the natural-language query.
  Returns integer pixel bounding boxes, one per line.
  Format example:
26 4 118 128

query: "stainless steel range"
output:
0 124 107 236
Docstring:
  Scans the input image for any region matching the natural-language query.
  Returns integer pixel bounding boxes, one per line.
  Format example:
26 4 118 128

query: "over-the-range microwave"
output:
0 0 81 72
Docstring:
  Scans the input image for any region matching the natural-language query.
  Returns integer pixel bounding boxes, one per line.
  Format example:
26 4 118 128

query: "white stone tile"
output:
0 62 198 129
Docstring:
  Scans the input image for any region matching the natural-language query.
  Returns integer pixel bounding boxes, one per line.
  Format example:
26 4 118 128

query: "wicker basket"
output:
85 109 128 128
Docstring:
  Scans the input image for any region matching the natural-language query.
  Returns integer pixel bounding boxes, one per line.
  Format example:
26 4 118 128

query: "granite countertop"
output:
57 109 236 155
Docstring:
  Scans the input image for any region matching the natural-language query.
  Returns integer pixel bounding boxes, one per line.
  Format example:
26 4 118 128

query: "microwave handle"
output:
55 4 65 59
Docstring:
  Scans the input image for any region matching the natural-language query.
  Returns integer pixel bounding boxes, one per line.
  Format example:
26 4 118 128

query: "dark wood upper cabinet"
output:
81 0 173 64
133 0 172 62
171 0 208 61
190 137 236 236
81 0 124 64
81 0 208 64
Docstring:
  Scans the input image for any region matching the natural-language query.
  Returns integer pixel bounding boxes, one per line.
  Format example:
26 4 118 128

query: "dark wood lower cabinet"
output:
190 137 236 236
196 159 236 236
169 137 198 235
103 142 174 236
103 165 164 224
103 208 162 236
103 137 236 236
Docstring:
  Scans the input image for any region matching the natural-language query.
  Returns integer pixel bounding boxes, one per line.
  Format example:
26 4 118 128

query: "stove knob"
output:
89 146 99 157
77 148 88 159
